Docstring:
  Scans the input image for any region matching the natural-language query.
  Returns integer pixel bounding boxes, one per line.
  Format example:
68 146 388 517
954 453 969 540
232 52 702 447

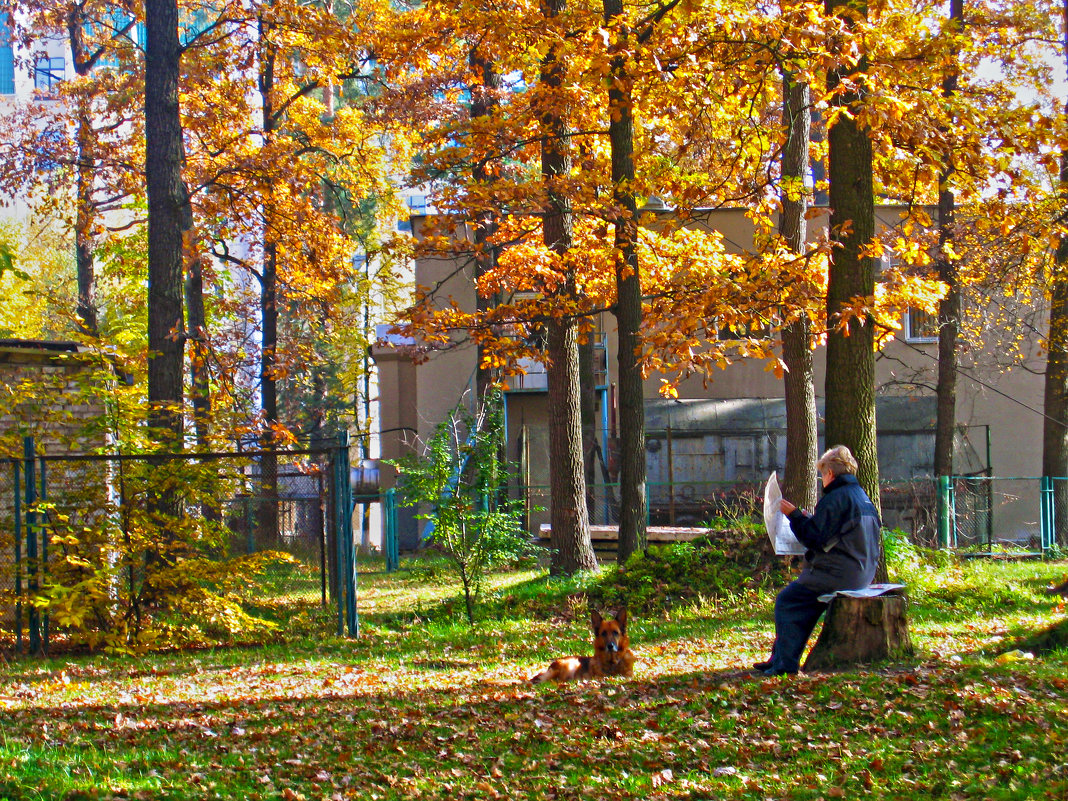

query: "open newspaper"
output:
763 471 805 556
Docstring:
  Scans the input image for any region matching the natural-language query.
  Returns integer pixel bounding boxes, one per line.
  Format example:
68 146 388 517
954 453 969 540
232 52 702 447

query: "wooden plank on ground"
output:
537 524 711 543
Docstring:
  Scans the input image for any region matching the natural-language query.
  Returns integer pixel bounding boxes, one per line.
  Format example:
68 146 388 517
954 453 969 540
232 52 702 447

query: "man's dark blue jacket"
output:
786 473 881 593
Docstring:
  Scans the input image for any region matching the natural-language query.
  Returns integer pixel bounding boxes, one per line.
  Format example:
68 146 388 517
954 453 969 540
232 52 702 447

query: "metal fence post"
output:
937 475 955 550
318 471 327 606
38 455 48 654
23 437 40 654
12 460 21 653
345 438 357 637
385 488 399 572
1040 475 1054 556
332 432 357 637
332 441 344 636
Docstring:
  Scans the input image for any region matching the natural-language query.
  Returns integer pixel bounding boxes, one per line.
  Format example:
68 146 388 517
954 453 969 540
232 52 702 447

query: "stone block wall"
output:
0 340 108 458
0 340 109 637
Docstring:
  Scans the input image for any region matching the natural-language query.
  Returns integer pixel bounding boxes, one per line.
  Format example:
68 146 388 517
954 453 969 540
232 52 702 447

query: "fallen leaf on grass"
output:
651 769 674 787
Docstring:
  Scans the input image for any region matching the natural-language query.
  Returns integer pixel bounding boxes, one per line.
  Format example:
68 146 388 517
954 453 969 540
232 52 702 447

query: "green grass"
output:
0 552 1065 800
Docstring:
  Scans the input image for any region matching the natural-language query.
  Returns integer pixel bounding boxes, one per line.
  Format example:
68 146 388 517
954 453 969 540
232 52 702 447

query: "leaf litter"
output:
0 561 1063 800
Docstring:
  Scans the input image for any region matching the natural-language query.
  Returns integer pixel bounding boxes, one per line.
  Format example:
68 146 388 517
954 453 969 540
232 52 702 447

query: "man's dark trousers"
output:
769 580 828 674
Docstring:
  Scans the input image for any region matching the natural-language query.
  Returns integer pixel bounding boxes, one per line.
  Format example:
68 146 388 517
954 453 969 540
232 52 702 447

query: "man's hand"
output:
780 499 796 515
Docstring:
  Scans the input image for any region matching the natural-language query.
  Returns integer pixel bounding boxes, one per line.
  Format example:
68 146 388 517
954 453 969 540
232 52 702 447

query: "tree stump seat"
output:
803 584 913 672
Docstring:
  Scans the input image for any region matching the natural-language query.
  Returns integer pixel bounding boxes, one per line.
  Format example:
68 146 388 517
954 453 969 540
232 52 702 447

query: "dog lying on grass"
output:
530 609 635 682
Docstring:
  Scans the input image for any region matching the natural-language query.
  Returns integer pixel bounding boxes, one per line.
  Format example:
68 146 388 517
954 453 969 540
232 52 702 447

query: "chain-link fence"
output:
0 436 357 656
941 475 1053 555
880 479 939 548
509 475 1056 558
509 479 766 540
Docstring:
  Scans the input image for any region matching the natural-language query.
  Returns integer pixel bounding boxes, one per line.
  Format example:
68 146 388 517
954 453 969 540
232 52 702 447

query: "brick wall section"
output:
0 341 109 633
0 340 107 458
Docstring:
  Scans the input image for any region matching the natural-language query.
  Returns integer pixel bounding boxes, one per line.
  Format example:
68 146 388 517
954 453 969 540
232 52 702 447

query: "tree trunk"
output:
934 223 960 478
186 249 211 446
145 0 187 441
934 0 963 479
824 0 878 510
185 244 220 524
67 6 127 340
803 592 913 671
258 247 281 545
258 12 280 544
1044 269 1068 549
779 69 817 513
542 0 597 576
74 99 98 338
470 46 501 401
1041 0 1068 548
546 319 597 574
604 0 647 564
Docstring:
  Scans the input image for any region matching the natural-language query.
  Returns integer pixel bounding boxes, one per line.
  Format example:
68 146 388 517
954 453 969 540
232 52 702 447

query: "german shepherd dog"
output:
530 609 635 682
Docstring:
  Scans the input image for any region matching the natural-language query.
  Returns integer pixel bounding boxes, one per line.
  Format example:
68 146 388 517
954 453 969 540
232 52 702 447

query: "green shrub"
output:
391 391 534 624
587 531 794 613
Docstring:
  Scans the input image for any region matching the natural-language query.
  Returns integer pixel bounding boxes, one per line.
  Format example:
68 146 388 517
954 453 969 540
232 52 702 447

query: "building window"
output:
0 13 14 95
35 56 65 93
904 307 939 343
510 357 548 391
35 128 62 172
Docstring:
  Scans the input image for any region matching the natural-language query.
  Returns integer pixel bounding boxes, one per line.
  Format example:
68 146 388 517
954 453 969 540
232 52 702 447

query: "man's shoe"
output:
761 667 797 676
752 660 772 671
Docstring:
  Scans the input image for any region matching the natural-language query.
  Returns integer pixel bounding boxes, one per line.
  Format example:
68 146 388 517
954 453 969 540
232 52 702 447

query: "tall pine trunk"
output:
934 0 964 479
824 0 879 509
1041 0 1068 548
258 11 280 544
604 0 647 563
145 0 186 441
779 69 818 512
142 0 188 607
542 0 597 575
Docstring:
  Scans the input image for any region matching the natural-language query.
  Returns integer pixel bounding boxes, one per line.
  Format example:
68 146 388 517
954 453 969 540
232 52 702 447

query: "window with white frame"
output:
507 291 548 390
904 307 939 343
878 249 939 343
35 55 65 93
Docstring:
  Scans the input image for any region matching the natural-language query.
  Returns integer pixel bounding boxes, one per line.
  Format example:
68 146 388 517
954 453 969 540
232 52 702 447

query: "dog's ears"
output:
592 609 628 633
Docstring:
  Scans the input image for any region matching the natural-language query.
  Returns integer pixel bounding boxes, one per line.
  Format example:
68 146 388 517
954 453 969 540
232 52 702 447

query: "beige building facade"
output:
373 207 1049 549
